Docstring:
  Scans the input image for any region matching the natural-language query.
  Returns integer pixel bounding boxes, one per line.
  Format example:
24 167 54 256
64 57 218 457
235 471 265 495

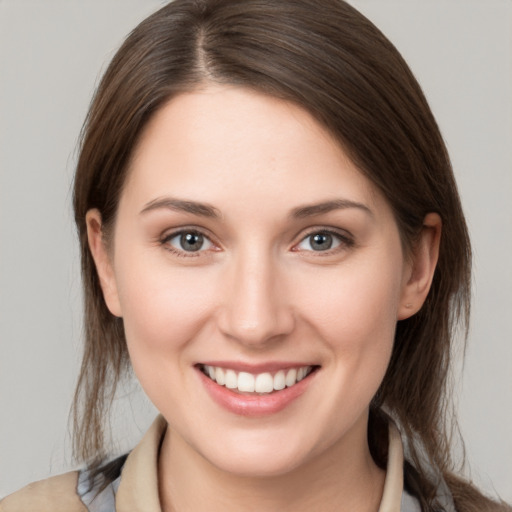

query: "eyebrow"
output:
291 199 373 219
139 197 372 220
140 197 221 218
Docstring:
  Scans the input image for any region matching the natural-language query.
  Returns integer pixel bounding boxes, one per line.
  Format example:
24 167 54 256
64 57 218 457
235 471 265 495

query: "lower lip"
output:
197 368 317 417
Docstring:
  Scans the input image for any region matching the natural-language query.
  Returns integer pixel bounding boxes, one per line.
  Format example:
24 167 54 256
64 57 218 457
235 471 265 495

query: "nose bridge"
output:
218 244 293 346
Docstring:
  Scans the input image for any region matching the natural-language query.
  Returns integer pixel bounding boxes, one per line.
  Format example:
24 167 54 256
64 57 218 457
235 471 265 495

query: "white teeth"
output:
285 368 297 387
225 369 238 389
215 367 226 386
255 373 274 393
203 365 313 394
273 370 286 391
238 372 255 392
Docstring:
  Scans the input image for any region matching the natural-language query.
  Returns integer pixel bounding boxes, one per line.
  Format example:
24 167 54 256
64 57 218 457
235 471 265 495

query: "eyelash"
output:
159 227 354 258
293 228 354 255
160 228 216 258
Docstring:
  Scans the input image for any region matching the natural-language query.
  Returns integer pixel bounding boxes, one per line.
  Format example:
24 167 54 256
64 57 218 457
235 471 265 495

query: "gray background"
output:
1 0 511 502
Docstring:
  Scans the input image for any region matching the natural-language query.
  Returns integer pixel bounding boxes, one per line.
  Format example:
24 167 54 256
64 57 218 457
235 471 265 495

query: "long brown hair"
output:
72 1 509 510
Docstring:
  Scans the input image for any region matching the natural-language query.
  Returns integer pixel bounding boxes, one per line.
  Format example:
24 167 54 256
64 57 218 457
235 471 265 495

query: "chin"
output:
213 451 306 479
195 429 317 478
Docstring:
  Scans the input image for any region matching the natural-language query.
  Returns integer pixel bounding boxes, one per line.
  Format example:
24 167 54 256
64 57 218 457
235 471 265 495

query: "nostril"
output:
217 304 295 347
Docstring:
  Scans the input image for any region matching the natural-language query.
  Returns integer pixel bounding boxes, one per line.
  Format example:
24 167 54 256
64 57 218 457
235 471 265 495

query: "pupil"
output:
181 232 203 251
311 233 332 251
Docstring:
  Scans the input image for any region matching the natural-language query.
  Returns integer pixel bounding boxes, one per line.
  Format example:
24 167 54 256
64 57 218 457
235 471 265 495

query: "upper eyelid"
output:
161 226 216 242
159 227 219 255
295 226 354 242
292 227 355 251
158 225 353 249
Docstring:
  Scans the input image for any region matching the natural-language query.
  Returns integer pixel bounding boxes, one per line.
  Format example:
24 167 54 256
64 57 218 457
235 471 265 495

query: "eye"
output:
295 230 350 252
163 230 214 254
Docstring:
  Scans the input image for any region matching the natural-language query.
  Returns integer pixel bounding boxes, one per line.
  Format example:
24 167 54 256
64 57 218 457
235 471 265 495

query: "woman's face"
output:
90 85 423 477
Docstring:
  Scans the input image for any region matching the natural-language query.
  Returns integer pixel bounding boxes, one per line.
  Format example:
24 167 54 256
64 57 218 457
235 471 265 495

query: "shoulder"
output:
0 471 87 512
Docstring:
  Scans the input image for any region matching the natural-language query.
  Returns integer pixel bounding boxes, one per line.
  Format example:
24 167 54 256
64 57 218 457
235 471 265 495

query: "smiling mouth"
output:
198 364 318 395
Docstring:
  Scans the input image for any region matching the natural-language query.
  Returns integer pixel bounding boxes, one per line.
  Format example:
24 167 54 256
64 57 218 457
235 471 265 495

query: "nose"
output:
217 250 295 348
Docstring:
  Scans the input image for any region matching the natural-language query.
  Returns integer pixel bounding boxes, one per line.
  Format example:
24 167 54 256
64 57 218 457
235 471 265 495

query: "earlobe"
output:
86 209 122 317
398 213 442 320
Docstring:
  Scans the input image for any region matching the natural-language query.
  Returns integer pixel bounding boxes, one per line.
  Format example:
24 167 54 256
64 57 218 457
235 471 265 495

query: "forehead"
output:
124 85 384 215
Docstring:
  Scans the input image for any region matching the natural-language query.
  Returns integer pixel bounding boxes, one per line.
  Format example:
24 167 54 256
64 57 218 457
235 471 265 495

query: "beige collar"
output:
116 415 404 512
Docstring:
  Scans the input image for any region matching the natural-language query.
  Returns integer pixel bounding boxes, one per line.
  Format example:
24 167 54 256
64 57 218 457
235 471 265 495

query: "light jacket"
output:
0 415 416 511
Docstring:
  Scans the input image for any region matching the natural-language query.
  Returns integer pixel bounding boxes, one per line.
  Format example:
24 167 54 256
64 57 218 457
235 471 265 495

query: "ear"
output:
397 213 442 320
86 209 122 317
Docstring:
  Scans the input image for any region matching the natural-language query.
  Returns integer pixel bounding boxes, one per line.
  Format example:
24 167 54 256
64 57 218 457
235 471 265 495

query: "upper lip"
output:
197 361 319 373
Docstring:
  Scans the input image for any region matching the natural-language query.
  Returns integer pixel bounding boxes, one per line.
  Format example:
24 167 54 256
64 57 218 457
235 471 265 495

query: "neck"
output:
158 418 386 512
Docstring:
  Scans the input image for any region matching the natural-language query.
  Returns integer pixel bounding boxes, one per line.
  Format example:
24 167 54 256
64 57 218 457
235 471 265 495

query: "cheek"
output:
113 254 218 359
114 262 222 412
298 261 403 341
293 256 403 399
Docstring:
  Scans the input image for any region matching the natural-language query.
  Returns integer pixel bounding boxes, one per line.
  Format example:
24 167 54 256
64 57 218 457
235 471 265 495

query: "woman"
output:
1 0 509 510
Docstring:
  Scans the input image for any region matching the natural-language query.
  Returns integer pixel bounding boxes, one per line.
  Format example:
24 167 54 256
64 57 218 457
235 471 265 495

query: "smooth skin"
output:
87 85 441 512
